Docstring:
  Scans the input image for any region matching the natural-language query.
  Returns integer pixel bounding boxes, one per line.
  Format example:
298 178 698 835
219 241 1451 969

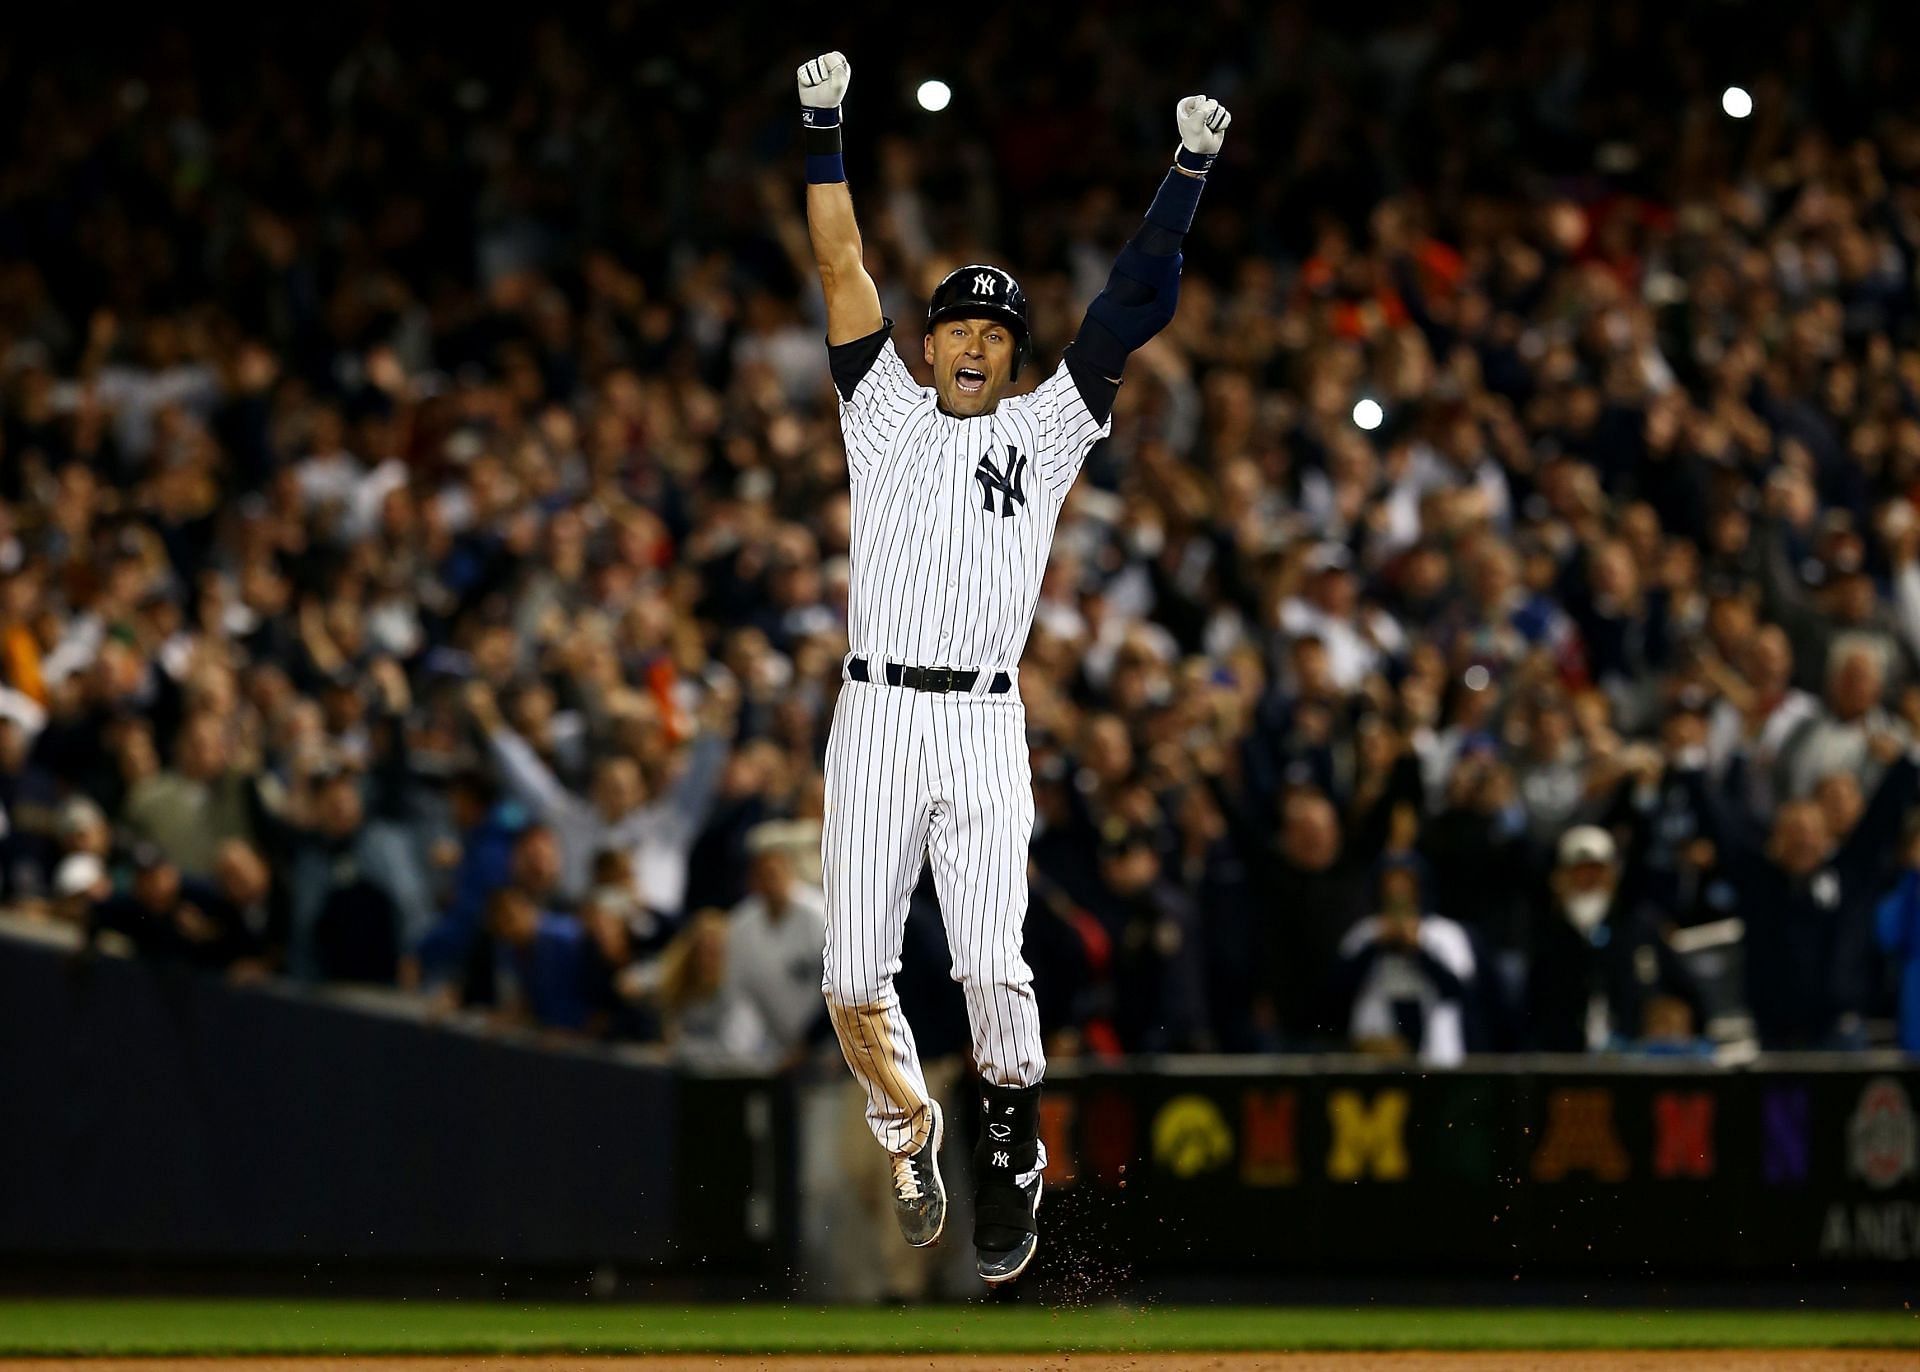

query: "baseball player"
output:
796 49 1230 1283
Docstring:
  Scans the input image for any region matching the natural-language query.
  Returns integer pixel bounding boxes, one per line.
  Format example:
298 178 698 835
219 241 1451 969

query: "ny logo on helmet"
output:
974 271 997 296
975 445 1027 518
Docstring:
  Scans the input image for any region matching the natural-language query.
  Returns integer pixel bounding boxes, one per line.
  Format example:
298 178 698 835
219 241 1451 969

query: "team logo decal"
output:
1847 1077 1917 1190
1151 1094 1233 1179
974 271 997 296
975 445 1028 518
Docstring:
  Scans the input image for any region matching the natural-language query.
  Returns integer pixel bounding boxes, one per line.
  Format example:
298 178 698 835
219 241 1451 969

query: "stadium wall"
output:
2 924 1913 1291
0 922 795 1280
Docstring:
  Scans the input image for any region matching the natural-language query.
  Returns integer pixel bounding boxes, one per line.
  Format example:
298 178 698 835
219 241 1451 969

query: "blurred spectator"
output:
1090 820 1209 1053
284 768 405 984
1704 624 1817 817
1874 824 1920 1053
726 824 827 1060
48 797 113 914
466 681 729 913
1217 725 1422 1046
657 909 771 1065
1780 643 1905 799
412 770 525 996
88 845 230 970
0 712 59 900
122 710 262 879
1712 737 1920 1048
1525 826 1702 1052
1276 546 1405 690
1421 747 1533 971
1333 856 1478 1066
580 849 659 1039
488 887 601 1034
179 839 275 974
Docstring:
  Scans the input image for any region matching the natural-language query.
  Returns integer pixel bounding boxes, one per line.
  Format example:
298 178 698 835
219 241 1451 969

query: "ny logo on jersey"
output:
974 271 998 296
974 445 1028 518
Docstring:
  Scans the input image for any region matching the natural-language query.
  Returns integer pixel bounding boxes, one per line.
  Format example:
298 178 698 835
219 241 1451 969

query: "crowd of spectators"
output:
3 2 1920 1063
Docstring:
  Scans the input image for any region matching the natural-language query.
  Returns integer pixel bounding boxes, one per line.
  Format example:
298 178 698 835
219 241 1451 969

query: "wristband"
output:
1175 145 1216 177
803 107 845 184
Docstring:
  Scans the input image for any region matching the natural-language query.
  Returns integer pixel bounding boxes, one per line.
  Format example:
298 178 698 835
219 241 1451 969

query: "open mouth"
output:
956 367 986 395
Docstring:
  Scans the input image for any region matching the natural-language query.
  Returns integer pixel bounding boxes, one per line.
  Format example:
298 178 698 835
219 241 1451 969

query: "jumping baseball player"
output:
796 49 1230 1284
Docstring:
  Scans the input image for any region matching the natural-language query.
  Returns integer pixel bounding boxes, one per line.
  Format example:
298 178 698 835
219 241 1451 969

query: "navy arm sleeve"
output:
1062 166 1209 424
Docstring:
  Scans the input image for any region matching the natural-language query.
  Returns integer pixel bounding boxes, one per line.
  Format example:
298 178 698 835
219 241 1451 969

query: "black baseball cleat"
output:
974 1081 1044 1285
974 1166 1043 1284
890 1100 946 1247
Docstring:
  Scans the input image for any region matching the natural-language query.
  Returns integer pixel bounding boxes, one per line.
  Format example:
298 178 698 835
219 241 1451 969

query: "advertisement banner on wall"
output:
1029 1064 1920 1276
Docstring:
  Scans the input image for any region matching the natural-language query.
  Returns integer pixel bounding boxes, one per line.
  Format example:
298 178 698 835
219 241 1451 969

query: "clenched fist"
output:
1176 96 1232 156
797 51 851 111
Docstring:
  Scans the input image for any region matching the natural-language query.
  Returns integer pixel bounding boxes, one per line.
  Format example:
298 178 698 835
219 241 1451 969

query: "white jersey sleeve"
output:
1020 359 1112 495
830 322 925 481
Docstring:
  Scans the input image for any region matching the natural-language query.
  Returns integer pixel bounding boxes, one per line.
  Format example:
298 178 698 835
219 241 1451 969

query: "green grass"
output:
0 1302 1912 1356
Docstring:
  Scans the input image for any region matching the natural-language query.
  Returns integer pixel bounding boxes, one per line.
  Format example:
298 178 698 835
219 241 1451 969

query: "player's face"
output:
925 317 1014 416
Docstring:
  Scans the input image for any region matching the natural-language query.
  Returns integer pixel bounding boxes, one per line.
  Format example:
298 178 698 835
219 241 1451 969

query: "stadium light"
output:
917 80 952 113
1352 398 1384 431
1721 86 1753 119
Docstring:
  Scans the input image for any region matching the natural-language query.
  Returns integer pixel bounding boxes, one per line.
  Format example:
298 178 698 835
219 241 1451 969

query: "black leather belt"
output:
848 656 1011 695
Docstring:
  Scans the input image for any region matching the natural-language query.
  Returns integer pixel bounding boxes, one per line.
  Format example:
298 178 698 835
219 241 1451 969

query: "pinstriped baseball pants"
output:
820 678 1043 1156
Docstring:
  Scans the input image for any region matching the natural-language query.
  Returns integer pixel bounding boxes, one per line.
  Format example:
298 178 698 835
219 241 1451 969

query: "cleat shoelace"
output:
892 1154 923 1204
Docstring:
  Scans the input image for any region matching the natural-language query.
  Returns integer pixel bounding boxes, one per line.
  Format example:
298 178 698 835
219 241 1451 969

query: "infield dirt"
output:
0 1353 1912 1371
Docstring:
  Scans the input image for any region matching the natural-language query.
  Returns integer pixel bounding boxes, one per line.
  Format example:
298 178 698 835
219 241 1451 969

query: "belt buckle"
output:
920 666 953 694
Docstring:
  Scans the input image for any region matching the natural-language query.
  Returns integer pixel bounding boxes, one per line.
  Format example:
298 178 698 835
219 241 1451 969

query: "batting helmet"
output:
926 264 1031 379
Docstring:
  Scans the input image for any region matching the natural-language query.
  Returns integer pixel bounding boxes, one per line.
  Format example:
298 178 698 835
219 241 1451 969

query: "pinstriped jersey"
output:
834 325 1110 677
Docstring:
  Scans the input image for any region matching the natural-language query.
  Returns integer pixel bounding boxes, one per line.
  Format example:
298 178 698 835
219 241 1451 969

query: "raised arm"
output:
1063 96 1232 424
797 52 883 344
465 682 577 827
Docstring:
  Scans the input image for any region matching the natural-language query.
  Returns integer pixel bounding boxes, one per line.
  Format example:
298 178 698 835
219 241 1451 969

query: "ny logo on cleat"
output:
975 445 1027 518
974 272 997 296
992 1150 1011 1168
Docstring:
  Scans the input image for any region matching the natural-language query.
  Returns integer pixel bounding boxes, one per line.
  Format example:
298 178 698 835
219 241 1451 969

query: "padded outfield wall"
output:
1 922 1914 1289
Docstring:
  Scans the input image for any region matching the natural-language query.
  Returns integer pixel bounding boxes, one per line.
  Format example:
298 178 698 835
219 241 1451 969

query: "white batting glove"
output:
797 52 852 113
1177 96 1232 156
